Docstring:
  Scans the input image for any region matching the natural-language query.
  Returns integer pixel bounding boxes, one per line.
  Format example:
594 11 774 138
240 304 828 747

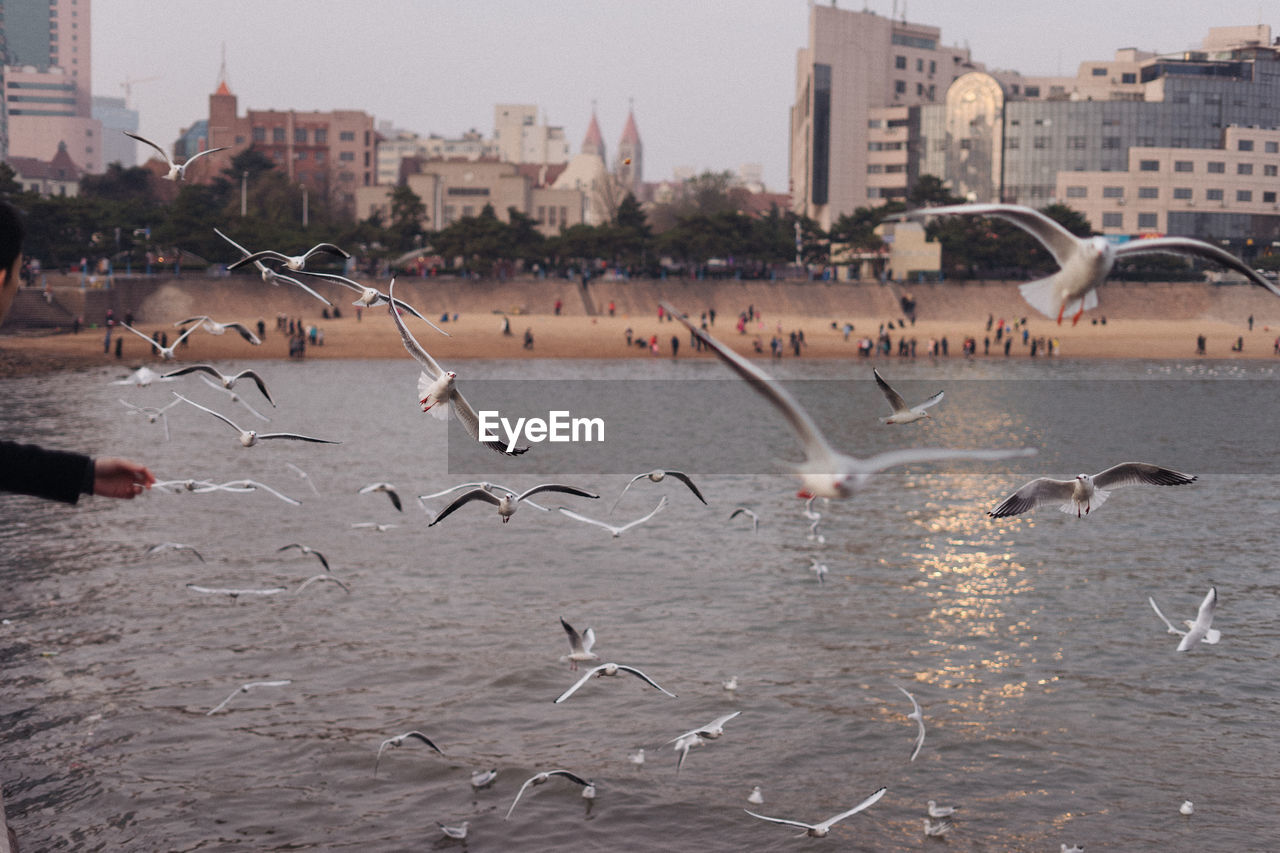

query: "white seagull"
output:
418 481 550 512
903 203 1280 324
117 321 199 360
1149 587 1220 652
277 543 330 572
610 469 707 514
668 710 742 745
924 818 953 837
196 373 271 422
672 732 705 773
437 821 469 840
175 315 262 345
203 479 301 505
163 364 275 406
285 462 320 495
300 272 447 334
749 786 765 805
553 662 677 704
663 302 1035 499
809 557 829 584
143 542 203 561
723 676 739 692
987 462 1196 519
557 496 668 538
226 241 351 274
374 730 444 776
559 617 598 670
428 484 598 526
187 584 286 600
471 769 499 788
358 482 403 512
205 679 291 715
874 369 944 424
898 685 926 761
388 279 524 455
295 574 349 595
215 228 334 306
119 397 178 441
504 769 592 820
745 786 888 838
729 507 759 533
628 749 646 766
125 130 228 181
352 522 397 532
111 366 169 387
927 800 959 818
1180 800 1195 816
172 393 340 448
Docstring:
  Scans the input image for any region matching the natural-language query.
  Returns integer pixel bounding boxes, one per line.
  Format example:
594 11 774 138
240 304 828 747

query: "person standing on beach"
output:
0 200 154 503
671 335 679 357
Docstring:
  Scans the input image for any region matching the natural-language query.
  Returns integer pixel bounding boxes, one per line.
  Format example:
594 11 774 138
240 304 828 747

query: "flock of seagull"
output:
97 142 1261 845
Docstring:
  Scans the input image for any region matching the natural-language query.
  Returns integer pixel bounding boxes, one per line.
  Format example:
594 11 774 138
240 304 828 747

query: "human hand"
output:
93 457 156 499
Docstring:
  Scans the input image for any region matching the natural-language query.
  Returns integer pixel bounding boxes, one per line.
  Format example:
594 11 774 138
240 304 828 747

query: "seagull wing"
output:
874 369 910 414
296 574 349 594
1148 597 1187 636
1116 237 1280 298
168 322 202 349
172 392 244 434
743 810 815 831
183 145 229 168
222 479 301 505
386 278 445 377
615 497 669 533
257 432 341 444
449 388 530 455
609 473 651 514
301 242 351 262
232 370 275 407
1092 462 1196 490
914 390 945 412
175 315 213 328
417 482 487 501
813 786 889 832
428 489 501 526
616 665 677 698
1178 586 1217 652
505 776 541 820
664 302 840 466
560 617 588 654
556 506 621 534
225 323 263 345
402 730 445 755
546 769 589 786
664 471 707 504
553 666 605 703
214 227 252 257
907 203 1079 268
123 131 175 168
271 270 335 306
227 250 289 271
519 484 600 502
162 364 222 383
987 476 1075 518
699 710 742 735
118 321 164 347
855 446 1036 480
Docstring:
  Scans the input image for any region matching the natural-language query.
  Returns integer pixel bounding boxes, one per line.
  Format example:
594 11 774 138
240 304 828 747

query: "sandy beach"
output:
3 276 1279 374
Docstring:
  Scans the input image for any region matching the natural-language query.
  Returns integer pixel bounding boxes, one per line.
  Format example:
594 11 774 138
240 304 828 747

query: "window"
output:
547 206 557 225
339 131 355 142
1121 72 1136 84
1005 137 1020 149
1237 163 1253 175
895 56 907 69
1207 161 1225 173
1137 213 1158 229
1265 165 1278 177
894 80 906 94
314 128 327 144
885 164 905 173
1138 187 1158 199
295 151 307 161
1102 136 1122 149
1237 139 1254 151
1102 212 1123 228
272 127 285 143
867 164 884 173
339 151 355 161
1034 136 1051 149
1138 159 1159 171
1206 188 1224 200
1174 161 1193 172
1024 86 1039 97
1102 186 1124 198
1264 191 1276 203
1173 188 1192 199
252 127 266 142
1068 136 1087 149
929 60 936 74
1236 190 1252 202
1092 67 1108 76
1266 141 1278 153
867 119 882 129
916 83 924 96
1066 186 1087 198
315 151 325 163
536 206 545 223
916 58 924 72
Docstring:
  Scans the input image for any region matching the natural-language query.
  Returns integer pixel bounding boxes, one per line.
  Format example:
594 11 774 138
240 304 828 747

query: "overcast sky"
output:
91 1 1274 190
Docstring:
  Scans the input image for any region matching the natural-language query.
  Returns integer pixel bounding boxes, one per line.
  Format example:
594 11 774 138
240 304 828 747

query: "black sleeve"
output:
0 440 95 504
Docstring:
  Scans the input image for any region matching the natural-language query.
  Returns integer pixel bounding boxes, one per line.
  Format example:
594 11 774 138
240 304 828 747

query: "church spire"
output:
616 99 643 188
582 101 606 164
215 42 232 95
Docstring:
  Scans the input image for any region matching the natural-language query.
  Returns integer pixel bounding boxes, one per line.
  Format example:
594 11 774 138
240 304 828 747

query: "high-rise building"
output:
493 104 569 166
92 95 139 167
1 0 101 171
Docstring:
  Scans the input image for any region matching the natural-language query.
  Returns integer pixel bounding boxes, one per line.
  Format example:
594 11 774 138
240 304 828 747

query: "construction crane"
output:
120 76 160 108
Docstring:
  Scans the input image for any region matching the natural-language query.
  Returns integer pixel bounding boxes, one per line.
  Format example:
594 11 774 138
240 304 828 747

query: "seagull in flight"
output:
196 373 271 421
610 469 706 514
172 393 340 448
1149 587 1220 651
215 228 334 306
667 710 742 745
143 542 203 561
809 557 829 584
277 543 330 572
745 786 888 838
729 507 759 533
163 364 275 406
284 462 320 495
125 130 227 181
205 679 291 715
504 770 592 820
553 662 677 703
428 484 598 526
187 584 286 600
295 574 349 594
987 462 1196 519
175 315 262 345
902 203 1280 324
898 685 926 761
226 241 351 274
352 522 397 532
299 272 447 334
437 821 469 840
374 730 444 776
119 397 179 441
111 365 169 387
358 482 403 512
874 369 944 424
388 279 524 455
117 321 199 360
663 302 1035 499
418 481 550 512
557 496 668 538
559 617 598 670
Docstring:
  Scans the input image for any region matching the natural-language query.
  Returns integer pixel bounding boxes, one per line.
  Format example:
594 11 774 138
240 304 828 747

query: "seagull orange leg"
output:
1072 305 1085 326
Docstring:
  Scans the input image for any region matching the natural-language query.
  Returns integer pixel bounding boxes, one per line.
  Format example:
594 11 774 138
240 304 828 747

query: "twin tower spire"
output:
582 102 643 184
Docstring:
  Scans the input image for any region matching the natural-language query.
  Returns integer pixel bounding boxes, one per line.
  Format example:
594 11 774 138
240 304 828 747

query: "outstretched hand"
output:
93 457 155 499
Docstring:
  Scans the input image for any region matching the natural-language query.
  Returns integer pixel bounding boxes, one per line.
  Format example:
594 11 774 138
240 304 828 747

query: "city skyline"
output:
90 1 1274 190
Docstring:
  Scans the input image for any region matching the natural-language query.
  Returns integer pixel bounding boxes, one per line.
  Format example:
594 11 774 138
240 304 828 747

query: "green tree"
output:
388 184 426 251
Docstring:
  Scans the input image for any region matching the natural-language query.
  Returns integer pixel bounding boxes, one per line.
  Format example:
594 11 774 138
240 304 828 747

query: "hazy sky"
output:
91 1 1274 190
